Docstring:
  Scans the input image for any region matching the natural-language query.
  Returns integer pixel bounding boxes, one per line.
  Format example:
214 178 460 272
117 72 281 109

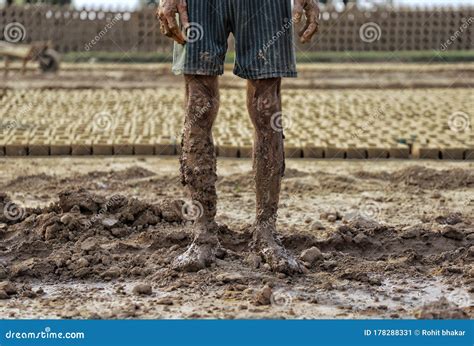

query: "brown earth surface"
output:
1 62 473 89
0 157 472 319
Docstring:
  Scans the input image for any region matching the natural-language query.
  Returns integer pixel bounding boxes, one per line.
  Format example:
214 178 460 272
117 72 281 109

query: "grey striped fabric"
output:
172 0 297 80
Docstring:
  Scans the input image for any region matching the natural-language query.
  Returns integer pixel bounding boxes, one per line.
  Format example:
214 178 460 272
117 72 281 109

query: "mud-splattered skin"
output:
158 0 320 274
173 75 220 272
247 78 303 274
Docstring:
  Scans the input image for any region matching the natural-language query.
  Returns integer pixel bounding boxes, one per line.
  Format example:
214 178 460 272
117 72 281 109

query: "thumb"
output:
293 0 304 24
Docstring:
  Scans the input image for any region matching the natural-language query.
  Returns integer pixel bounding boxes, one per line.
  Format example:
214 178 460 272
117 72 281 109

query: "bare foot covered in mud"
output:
252 224 303 275
172 222 220 272
172 242 216 272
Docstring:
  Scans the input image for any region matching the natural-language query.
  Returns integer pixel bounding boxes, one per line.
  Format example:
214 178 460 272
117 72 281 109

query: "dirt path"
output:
0 157 472 319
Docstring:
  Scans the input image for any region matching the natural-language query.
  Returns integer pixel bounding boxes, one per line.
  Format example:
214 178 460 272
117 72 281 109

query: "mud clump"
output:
0 281 17 299
1 189 186 281
59 188 105 214
254 285 272 306
133 283 153 296
415 298 469 319
355 166 474 189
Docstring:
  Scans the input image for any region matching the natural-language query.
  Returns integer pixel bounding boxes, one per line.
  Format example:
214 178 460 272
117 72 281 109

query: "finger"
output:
168 23 186 44
178 0 190 29
298 21 310 37
292 1 304 24
160 23 165 35
158 10 167 25
167 16 187 44
301 3 319 43
161 20 173 38
171 27 187 45
301 21 318 43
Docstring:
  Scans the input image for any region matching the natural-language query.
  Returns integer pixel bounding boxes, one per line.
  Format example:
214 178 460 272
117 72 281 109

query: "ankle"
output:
193 220 219 245
252 221 277 244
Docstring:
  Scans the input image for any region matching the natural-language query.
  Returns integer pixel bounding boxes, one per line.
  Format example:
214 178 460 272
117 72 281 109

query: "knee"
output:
247 78 282 129
185 75 219 129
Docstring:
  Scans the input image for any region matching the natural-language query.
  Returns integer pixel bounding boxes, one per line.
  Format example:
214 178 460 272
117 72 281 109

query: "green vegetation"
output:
62 50 474 64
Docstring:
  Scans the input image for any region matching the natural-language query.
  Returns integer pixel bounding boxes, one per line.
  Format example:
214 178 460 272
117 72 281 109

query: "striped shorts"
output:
172 0 297 80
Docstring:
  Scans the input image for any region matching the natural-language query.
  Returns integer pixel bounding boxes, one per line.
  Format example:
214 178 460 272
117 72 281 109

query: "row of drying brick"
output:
0 142 472 160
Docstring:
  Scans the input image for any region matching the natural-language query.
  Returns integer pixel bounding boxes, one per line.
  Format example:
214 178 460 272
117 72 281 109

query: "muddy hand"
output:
293 0 320 44
156 0 189 45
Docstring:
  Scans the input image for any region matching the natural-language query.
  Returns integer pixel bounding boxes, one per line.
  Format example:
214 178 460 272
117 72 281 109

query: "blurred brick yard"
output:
0 63 472 160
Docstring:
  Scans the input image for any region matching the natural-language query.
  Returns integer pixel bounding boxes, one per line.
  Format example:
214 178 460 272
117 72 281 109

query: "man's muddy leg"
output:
247 78 302 274
172 74 220 272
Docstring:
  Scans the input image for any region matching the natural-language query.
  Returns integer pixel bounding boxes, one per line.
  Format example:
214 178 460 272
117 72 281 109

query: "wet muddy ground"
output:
0 157 472 319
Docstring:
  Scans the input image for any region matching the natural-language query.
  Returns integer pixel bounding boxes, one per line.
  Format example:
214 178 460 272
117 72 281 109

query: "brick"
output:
218 145 238 158
442 148 465 161
50 144 71 155
93 144 113 155
135 144 155 155
5 144 27 156
367 147 389 159
71 144 92 156
414 147 440 160
389 145 410 159
465 149 473 161
113 144 134 155
239 146 253 158
325 147 345 159
285 146 302 158
346 148 367 159
303 146 324 158
28 144 50 156
155 143 176 156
